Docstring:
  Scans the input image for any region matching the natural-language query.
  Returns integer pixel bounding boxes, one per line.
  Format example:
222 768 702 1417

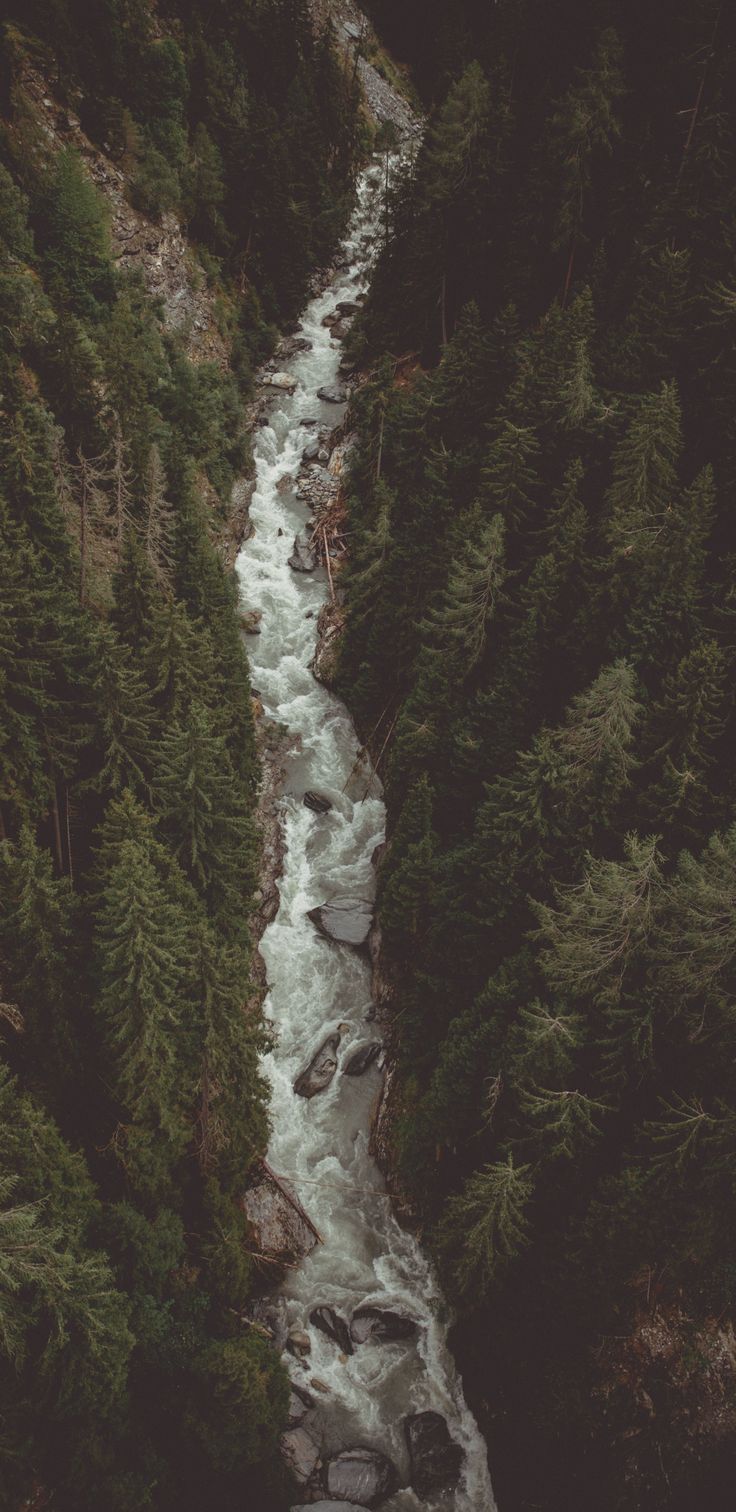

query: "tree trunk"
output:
51 780 64 874
65 787 74 888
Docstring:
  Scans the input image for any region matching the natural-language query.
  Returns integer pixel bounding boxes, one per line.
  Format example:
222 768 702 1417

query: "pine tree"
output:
537 835 661 1004
641 639 727 842
0 827 82 1096
152 703 257 924
144 443 176 587
605 382 683 558
92 625 158 796
95 838 195 1190
436 1155 534 1299
479 422 540 534
545 28 624 300
519 1084 610 1163
424 510 505 670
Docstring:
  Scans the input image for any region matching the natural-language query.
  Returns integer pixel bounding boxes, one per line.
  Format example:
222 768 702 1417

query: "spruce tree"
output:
436 1155 534 1299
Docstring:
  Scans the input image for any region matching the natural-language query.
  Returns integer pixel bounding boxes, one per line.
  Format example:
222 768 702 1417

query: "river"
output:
236 160 495 1512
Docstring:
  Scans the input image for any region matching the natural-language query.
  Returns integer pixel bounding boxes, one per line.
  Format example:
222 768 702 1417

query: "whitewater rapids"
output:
236 162 495 1512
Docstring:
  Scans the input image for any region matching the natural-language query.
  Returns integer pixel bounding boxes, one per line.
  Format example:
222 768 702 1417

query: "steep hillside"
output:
333 3 736 1510
0 5 361 1509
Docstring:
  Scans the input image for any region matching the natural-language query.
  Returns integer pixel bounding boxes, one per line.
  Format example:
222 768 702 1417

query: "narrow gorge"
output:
238 140 494 1512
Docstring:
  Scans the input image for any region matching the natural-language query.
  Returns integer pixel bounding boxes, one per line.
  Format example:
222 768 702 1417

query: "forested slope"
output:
0 3 359 1508
337 2 736 1508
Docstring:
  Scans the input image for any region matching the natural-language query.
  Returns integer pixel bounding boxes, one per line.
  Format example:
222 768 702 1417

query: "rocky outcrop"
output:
281 1425 321 1485
404 1412 463 1498
318 383 349 404
288 1383 316 1426
289 534 319 573
265 371 299 392
294 1030 345 1099
309 1306 354 1355
242 1161 320 1265
343 1042 382 1076
291 1503 364 1512
304 790 333 814
308 896 373 947
350 1308 416 1345
324 1447 399 1507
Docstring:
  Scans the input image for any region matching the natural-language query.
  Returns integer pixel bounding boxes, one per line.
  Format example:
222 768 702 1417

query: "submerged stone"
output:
343 1042 382 1077
310 1305 353 1355
325 1447 399 1507
404 1411 463 1498
307 896 373 948
350 1308 416 1345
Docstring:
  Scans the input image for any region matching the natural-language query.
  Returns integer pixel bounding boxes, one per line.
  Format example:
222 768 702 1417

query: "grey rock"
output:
242 1169 319 1265
336 300 361 317
239 608 263 635
350 1307 416 1345
286 1329 312 1358
304 791 332 815
281 1425 320 1485
318 384 348 404
303 439 321 462
265 371 298 392
309 1305 353 1355
325 1447 399 1507
294 1032 341 1098
308 896 373 948
288 1382 315 1425
289 534 318 573
291 1503 365 1512
343 1043 382 1077
404 1411 463 1498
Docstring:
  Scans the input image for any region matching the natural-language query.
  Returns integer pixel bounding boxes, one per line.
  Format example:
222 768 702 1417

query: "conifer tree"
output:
424 510 505 670
479 422 540 534
436 1155 534 1299
92 625 158 796
144 443 176 587
0 827 81 1096
152 703 257 923
95 838 195 1190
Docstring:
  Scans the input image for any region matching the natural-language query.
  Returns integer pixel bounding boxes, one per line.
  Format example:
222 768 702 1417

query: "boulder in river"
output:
242 1162 320 1265
317 383 348 404
307 896 373 948
291 1504 364 1512
404 1411 463 1498
343 1042 382 1077
281 1425 321 1485
265 371 298 392
336 300 361 317
289 534 318 573
350 1308 416 1345
304 790 332 814
286 1329 312 1358
325 1447 398 1507
302 439 321 462
288 1383 315 1426
309 1305 354 1355
294 1031 343 1099
239 608 263 635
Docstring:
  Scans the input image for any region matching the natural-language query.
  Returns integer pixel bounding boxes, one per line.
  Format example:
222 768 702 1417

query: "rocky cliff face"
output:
17 58 229 367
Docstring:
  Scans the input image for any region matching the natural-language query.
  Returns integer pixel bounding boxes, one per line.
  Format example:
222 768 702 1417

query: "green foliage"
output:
338 7 736 1506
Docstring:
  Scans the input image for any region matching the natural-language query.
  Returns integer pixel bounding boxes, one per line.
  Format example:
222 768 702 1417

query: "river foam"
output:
236 163 495 1512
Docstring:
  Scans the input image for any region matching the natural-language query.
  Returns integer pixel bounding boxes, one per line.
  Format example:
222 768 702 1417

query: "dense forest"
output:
0 2 359 1507
338 2 736 1508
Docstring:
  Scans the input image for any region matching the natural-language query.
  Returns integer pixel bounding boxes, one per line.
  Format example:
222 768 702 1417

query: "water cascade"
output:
236 161 495 1512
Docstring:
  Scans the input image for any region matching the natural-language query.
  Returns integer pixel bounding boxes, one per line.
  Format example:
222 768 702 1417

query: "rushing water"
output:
236 162 494 1512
